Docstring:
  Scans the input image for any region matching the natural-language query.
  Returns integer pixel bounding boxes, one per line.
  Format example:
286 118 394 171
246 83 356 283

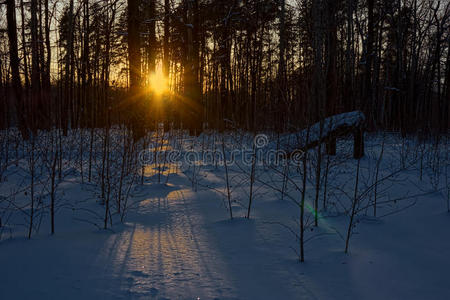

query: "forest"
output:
0 0 448 136
0 0 449 299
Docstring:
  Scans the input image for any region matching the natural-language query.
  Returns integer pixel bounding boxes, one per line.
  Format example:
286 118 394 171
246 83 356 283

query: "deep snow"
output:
0 131 449 300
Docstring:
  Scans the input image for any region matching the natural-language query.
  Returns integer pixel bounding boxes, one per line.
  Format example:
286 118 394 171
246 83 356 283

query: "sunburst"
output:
148 70 169 96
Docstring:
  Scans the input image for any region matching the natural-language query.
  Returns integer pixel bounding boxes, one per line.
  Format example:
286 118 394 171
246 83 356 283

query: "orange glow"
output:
148 70 169 96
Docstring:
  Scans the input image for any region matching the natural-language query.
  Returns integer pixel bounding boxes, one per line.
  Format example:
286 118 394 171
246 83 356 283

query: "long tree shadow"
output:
99 179 239 299
190 172 319 299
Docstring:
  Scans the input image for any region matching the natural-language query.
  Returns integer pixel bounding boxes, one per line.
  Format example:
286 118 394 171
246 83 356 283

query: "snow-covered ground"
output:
0 130 449 299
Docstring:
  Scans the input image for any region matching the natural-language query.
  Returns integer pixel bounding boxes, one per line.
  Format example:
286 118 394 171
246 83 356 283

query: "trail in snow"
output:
0 170 310 300
105 170 310 300
102 186 237 299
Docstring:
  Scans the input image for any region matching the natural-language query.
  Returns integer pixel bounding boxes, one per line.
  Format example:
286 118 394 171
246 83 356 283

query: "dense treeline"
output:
0 0 449 139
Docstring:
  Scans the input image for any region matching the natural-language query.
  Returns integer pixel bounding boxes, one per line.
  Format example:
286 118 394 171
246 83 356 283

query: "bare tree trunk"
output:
364 0 374 127
222 136 233 219
50 132 58 234
247 138 257 219
30 0 42 132
20 0 30 93
326 0 338 117
300 128 310 262
104 109 111 229
344 0 355 111
0 58 4 129
63 0 75 135
81 0 90 128
183 0 202 134
345 158 361 253
311 0 326 227
44 0 52 125
277 0 287 131
128 0 143 140
6 0 29 140
28 137 36 239
163 0 170 77
445 38 450 130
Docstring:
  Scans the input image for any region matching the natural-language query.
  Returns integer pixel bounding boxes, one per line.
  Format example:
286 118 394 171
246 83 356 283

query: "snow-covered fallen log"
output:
275 111 366 158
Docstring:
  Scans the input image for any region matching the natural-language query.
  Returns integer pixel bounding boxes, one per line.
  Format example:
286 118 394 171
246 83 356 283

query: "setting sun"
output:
148 70 169 96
